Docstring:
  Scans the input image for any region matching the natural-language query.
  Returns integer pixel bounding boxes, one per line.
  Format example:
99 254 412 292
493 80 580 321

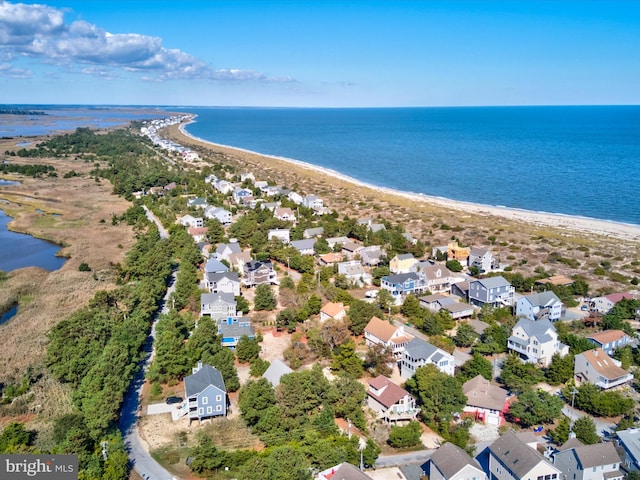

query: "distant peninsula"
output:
0 108 47 116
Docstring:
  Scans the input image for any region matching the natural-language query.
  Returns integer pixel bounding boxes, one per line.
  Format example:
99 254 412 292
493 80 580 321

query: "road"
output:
561 404 616 436
376 450 433 468
120 207 177 480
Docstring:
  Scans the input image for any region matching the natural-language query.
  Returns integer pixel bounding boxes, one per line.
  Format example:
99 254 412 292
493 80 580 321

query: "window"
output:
216 405 222 411
207 406 212 414
198 408 203 415
552 475 557 479
216 395 222 402
545 475 551 480
202 396 208 405
593 467 597 473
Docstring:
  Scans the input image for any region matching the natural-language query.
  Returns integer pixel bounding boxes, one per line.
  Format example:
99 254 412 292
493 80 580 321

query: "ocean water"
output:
181 106 640 226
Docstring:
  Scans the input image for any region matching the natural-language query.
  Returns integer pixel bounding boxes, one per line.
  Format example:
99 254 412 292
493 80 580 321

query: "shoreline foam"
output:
176 117 640 243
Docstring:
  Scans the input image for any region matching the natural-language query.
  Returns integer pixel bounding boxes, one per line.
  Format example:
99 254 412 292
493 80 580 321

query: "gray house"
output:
429 442 487 480
204 271 241 296
553 439 622 480
468 276 515 308
185 362 227 424
515 291 564 322
200 292 237 320
401 337 455 378
617 428 640 472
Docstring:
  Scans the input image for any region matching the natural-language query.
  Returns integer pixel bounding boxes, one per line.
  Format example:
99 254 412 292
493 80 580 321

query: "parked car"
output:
165 396 183 405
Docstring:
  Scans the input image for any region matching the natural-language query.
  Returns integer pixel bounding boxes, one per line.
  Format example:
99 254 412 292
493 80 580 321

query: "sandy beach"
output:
172 119 640 243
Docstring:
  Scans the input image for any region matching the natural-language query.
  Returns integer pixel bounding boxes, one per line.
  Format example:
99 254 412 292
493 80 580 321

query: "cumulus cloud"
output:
0 61 30 77
0 1 292 82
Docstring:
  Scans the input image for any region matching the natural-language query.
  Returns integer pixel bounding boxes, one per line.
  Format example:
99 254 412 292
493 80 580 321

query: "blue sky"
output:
1 0 638 107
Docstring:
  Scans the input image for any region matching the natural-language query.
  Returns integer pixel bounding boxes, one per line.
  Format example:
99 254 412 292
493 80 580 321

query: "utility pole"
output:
569 387 578 438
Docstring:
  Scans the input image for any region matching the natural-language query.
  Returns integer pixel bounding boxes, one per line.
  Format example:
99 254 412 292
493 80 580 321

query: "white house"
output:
553 440 622 480
468 247 499 273
489 431 561 480
268 229 291 243
515 291 564 322
204 206 232 225
180 214 204 228
364 316 413 358
508 318 569 367
574 348 634 390
400 337 455 378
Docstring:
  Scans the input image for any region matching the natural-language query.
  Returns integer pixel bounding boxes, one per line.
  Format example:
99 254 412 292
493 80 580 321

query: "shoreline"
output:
175 118 640 242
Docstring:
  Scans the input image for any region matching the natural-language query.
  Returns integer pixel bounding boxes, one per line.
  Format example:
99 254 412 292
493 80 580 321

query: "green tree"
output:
549 417 570 445
500 353 544 394
0 422 33 453
239 378 276 427
364 343 394 377
446 259 463 272
205 218 225 244
388 421 422 448
459 352 493 381
405 364 467 423
236 335 261 363
362 438 381 468
508 389 563 427
545 353 574 385
454 323 478 347
188 433 228 474
346 299 380 336
331 338 364 378
254 284 277 311
236 295 251 314
573 416 599 445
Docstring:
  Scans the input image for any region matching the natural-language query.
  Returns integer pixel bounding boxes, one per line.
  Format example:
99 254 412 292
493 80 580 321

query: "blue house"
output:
217 317 254 348
184 362 227 424
380 272 428 298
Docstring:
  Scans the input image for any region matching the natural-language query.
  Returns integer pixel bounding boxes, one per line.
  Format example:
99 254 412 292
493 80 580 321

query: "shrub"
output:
78 262 91 272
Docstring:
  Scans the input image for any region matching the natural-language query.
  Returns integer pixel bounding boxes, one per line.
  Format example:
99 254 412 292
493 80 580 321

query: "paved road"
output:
561 405 616 436
143 205 169 239
376 449 433 468
120 207 177 480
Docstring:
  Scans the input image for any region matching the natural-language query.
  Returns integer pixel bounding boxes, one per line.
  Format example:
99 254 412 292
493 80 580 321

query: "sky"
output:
0 0 639 107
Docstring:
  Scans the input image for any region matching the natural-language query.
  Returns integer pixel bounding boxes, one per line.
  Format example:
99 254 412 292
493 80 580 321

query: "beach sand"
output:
166 118 640 244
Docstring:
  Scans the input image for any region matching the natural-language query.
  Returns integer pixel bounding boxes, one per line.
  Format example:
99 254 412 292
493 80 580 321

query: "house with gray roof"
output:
337 260 371 286
185 362 227 423
418 264 454 294
187 197 207 209
290 238 316 255
360 245 385 266
200 292 237 320
217 316 254 348
242 260 278 287
462 375 508 426
214 242 241 262
516 291 564 322
381 272 428 300
204 206 232 225
401 337 455 378
317 462 374 480
508 318 569 367
489 431 561 480
303 227 324 239
553 439 622 480
468 247 499 273
469 276 515 307
203 258 228 274
429 442 487 480
262 358 293 387
203 271 240 296
326 236 350 249
616 428 640 472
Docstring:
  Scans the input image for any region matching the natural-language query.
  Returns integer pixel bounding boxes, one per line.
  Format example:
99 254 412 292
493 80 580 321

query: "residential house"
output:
288 191 303 205
489 431 561 480
508 318 569 367
204 206 232 225
574 348 634 390
217 316 254 348
590 292 635 314
390 253 418 274
203 258 228 274
180 214 204 228
262 358 293 387
369 222 386 233
316 462 374 480
253 180 268 191
187 197 207 209
468 247 499 273
337 261 371 286
274 207 296 222
448 241 471 263
586 329 634 355
616 428 640 472
400 337 455 378
469 276 515 308
240 172 255 183
214 242 241 262
242 260 278 287
451 281 470 300
428 442 488 480
418 264 453 294
268 229 291 243
203 271 240 296
381 272 428 299
227 250 252 273
462 375 509 426
360 245 385 266
213 179 233 194
364 316 414 358
403 232 418 245
185 362 227 423
366 375 419 423
516 291 564 322
553 439 623 480
302 194 324 211
188 226 208 243
204 174 218 184
303 227 324 239
320 302 347 322
200 292 237 320
420 294 475 319
341 241 364 260
290 238 316 255
260 201 280 212
232 187 253 204
326 236 350 249
318 252 343 266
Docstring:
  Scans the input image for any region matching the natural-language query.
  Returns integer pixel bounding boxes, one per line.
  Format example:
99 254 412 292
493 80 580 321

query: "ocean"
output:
180 106 640 226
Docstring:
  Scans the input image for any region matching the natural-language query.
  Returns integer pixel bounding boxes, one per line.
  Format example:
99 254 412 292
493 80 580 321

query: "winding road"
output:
119 207 176 480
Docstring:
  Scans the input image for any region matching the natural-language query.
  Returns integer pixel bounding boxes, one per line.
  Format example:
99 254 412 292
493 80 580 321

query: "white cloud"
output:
0 61 30 77
0 1 292 83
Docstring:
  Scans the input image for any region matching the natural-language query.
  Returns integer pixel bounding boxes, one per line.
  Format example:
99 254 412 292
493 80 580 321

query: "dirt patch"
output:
258 328 291 362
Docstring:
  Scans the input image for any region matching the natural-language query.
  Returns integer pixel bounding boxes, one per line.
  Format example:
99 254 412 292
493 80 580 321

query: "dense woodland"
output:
1 127 640 480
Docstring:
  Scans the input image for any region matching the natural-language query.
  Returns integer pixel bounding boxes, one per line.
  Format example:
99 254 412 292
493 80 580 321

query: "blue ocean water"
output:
181 106 640 226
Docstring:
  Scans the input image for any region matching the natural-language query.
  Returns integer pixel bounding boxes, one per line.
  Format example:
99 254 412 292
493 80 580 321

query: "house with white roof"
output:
274 207 296 222
214 242 242 262
364 316 413 358
516 291 564 322
180 214 204 228
400 337 455 377
302 194 324 211
268 229 291 243
337 260 371 286
469 276 515 308
360 245 385 266
204 206 232 225
574 348 634 390
429 442 488 480
288 191 303 205
508 318 568 367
